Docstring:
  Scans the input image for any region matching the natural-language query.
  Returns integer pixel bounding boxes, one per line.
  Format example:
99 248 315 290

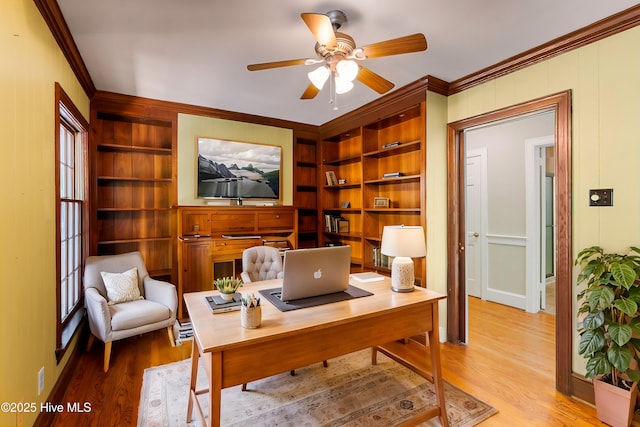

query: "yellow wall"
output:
425 91 449 339
0 1 89 425
177 114 293 206
445 26 640 374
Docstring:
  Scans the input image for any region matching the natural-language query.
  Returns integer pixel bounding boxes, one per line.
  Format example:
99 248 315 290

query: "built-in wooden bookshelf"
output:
90 97 177 282
293 132 320 248
319 102 426 286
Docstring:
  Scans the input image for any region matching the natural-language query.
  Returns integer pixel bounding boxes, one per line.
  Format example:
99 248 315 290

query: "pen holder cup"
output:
241 305 261 329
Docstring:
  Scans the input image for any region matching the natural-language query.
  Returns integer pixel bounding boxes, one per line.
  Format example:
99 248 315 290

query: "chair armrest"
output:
240 271 251 283
144 277 178 317
84 287 112 342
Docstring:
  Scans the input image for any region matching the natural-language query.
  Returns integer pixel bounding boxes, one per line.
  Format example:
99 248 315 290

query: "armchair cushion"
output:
101 267 143 305
109 299 171 331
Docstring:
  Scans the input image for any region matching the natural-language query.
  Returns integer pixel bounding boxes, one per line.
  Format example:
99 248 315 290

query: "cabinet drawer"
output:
212 238 260 258
211 213 255 232
257 212 294 230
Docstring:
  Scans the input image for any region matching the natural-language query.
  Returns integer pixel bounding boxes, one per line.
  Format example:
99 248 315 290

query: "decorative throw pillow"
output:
101 267 143 305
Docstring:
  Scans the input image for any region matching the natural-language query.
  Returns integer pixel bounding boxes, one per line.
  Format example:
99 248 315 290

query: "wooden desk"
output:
184 278 448 427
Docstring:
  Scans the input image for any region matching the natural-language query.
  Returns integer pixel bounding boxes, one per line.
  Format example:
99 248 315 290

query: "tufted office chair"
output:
239 245 327 391
84 251 177 372
240 246 284 283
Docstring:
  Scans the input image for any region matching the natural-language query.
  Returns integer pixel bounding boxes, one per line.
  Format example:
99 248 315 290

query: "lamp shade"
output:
308 66 330 90
380 225 426 258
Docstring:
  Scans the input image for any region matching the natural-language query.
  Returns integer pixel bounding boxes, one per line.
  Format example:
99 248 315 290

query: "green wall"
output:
177 114 293 206
1 1 89 426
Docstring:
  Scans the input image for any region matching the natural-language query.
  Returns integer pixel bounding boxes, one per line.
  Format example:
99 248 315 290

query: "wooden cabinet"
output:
319 103 426 286
176 206 297 317
90 101 177 281
293 132 320 248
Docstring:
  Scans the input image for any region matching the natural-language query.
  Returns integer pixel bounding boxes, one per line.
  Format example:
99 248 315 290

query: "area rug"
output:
138 349 497 427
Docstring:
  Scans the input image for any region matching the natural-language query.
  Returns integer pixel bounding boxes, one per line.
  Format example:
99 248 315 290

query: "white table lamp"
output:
380 225 426 292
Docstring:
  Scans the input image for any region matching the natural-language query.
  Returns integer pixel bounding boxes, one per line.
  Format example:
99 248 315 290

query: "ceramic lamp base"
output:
391 256 415 292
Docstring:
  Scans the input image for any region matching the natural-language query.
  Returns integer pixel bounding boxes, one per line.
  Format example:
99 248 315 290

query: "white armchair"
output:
240 246 284 283
84 251 177 372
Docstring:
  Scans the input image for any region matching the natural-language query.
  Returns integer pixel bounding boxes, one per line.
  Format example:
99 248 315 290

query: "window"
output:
55 83 89 361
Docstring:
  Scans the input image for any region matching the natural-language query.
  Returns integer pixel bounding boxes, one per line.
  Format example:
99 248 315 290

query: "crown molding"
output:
34 0 95 97
447 4 640 95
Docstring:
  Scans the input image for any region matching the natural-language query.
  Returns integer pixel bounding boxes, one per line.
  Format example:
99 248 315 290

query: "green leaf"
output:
614 297 638 317
585 352 611 379
579 329 605 356
588 286 614 311
609 323 633 347
607 344 632 373
626 369 640 383
611 262 637 289
630 317 640 335
582 311 605 330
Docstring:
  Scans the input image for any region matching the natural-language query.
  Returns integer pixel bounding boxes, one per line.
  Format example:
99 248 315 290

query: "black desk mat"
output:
259 285 373 312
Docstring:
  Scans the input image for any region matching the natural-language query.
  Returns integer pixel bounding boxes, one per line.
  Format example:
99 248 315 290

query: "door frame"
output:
524 134 555 313
446 90 573 395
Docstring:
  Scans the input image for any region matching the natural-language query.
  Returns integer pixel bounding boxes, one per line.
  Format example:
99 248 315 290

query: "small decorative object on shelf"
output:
382 141 401 149
214 276 243 301
338 179 347 185
373 197 390 208
383 171 404 179
326 171 338 186
240 293 261 329
341 200 351 208
338 219 350 233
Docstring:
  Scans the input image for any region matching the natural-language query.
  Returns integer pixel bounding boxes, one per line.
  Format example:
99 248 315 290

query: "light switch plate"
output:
589 189 613 206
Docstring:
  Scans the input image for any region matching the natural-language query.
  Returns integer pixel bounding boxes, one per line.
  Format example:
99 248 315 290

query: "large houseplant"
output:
576 246 640 426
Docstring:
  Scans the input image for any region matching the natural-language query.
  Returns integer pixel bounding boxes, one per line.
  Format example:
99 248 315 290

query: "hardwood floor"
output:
50 298 606 426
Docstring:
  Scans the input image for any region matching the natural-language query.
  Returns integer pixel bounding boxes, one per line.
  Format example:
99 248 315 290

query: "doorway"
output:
446 91 573 394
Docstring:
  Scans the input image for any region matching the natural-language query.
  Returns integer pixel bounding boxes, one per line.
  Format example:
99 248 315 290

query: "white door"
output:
465 148 487 299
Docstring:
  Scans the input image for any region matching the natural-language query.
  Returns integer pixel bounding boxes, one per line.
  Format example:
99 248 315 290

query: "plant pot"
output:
241 306 261 329
219 292 235 301
593 376 638 427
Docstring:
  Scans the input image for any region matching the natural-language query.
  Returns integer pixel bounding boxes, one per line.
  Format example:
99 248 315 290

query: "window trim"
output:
55 83 89 362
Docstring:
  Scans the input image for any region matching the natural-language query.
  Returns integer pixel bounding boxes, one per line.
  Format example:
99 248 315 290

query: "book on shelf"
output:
382 171 404 179
350 272 385 283
205 294 242 314
382 141 401 149
324 214 347 233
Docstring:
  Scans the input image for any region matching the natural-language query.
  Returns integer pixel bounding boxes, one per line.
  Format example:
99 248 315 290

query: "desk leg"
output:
428 305 449 427
210 352 223 427
186 338 199 423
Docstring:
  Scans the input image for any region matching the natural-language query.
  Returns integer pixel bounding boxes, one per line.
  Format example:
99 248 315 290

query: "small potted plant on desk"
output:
214 276 243 301
576 246 640 427
240 293 261 329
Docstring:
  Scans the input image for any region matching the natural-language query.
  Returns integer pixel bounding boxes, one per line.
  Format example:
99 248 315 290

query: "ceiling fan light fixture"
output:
334 76 354 94
308 65 330 89
336 59 358 82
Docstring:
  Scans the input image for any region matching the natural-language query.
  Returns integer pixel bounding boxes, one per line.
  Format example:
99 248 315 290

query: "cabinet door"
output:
181 241 212 316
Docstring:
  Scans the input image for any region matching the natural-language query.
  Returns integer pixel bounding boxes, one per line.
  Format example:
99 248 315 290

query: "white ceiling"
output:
57 0 638 126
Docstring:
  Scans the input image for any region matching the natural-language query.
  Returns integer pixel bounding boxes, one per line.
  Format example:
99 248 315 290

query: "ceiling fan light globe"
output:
335 76 353 94
336 59 358 82
308 66 330 89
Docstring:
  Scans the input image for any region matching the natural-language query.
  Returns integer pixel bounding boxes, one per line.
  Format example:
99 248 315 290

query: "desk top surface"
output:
184 278 445 353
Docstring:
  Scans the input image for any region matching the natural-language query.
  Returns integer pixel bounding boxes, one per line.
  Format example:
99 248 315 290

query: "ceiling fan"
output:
247 10 427 108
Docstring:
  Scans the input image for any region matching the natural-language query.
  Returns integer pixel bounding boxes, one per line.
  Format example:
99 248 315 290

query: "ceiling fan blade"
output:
247 59 307 71
357 66 395 94
301 13 337 49
300 83 320 100
359 33 427 59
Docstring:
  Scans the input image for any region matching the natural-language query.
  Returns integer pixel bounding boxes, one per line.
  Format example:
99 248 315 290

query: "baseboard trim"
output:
33 320 88 427
571 373 595 405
